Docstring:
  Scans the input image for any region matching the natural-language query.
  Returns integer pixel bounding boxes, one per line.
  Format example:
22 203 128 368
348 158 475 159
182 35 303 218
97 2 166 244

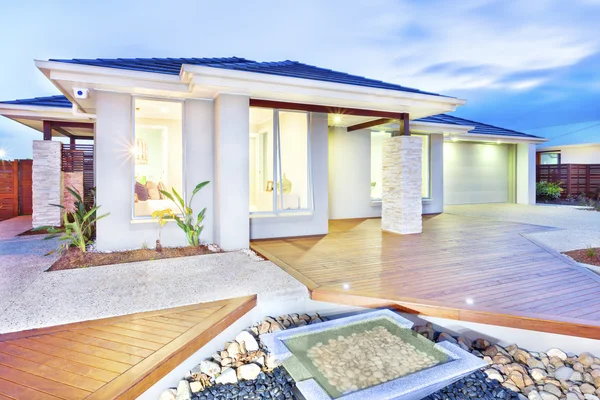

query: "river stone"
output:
236 331 259 352
473 338 491 350
215 368 237 385
438 332 457 344
584 395 600 400
237 363 261 380
555 366 575 380
226 341 241 357
571 371 584 382
527 358 546 370
175 380 192 400
566 393 583 400
539 391 559 400
189 381 203 393
494 353 513 365
579 352 596 367
484 368 505 382
543 383 562 397
509 371 526 389
159 389 177 400
581 384 597 394
531 368 548 382
529 391 544 400
547 348 568 361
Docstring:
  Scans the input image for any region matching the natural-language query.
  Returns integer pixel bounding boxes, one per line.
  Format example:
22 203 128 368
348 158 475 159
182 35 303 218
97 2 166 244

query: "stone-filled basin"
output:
260 309 487 400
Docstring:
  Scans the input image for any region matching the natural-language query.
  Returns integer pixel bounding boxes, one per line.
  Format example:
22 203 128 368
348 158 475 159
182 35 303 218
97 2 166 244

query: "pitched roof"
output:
0 95 72 108
47 57 444 97
417 113 540 138
0 94 540 139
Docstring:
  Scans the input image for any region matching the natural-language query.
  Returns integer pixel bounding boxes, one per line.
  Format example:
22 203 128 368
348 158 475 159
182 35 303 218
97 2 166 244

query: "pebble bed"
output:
425 371 523 399
194 368 296 400
307 326 440 394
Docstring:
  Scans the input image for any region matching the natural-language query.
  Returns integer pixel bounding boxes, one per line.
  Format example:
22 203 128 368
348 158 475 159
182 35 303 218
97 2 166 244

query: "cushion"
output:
157 181 167 199
146 181 160 200
135 181 149 201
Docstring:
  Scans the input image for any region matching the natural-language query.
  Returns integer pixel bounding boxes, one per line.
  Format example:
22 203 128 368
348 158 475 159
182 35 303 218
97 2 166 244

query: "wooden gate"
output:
537 164 600 197
0 160 33 220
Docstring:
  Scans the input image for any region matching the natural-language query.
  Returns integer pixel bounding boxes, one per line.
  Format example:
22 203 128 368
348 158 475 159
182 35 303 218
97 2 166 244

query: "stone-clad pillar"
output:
381 136 422 234
32 140 62 228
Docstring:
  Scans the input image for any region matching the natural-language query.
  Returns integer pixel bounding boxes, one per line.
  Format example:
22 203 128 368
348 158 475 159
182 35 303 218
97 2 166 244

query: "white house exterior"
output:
527 120 600 165
0 57 544 251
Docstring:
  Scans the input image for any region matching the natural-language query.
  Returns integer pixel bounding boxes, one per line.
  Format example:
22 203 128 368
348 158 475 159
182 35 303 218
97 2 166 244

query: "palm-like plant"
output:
36 187 109 254
158 181 209 247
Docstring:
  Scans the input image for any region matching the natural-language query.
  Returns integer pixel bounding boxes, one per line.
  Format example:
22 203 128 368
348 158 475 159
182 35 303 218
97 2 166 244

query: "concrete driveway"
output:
445 203 600 252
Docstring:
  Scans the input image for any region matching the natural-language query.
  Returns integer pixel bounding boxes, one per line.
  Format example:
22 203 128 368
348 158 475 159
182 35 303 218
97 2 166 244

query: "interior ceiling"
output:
134 98 182 120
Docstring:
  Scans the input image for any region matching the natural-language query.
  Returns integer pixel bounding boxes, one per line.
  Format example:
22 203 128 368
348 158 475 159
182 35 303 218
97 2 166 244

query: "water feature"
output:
261 309 487 400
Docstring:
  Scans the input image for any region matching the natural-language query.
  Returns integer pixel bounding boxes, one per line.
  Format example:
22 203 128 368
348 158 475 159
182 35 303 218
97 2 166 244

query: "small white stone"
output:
175 380 192 400
546 348 567 361
539 392 559 400
236 331 259 352
159 388 177 400
199 360 221 377
189 381 203 393
554 366 574 380
237 363 262 380
216 368 238 385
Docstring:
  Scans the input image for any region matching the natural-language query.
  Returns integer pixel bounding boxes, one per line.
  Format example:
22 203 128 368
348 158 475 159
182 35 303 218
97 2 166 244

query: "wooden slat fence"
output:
0 160 33 221
537 164 600 197
61 143 94 202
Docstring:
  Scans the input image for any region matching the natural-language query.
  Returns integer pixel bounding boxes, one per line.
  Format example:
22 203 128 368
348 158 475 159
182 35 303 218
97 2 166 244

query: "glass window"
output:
249 108 312 214
132 99 183 218
370 132 430 200
540 152 560 165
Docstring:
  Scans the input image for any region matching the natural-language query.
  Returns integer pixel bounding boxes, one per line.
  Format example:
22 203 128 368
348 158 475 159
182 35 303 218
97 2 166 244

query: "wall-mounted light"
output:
451 136 458 142
333 115 342 124
496 140 502 144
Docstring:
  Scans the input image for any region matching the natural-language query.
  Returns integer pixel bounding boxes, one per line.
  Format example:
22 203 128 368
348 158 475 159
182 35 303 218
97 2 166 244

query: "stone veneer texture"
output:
381 135 423 234
32 140 63 228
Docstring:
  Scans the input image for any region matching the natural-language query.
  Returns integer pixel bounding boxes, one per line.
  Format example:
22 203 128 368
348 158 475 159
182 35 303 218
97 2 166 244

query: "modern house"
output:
0 57 545 251
527 121 600 165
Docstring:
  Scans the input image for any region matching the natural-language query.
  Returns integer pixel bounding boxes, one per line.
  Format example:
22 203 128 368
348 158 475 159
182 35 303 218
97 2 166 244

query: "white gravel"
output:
445 204 600 252
0 250 307 333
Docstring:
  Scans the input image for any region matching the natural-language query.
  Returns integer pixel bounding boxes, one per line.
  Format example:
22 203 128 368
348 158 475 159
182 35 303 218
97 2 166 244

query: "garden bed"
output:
563 248 600 267
47 245 215 271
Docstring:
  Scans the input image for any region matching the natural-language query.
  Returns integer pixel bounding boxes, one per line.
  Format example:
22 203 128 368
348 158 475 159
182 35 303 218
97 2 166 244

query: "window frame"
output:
130 96 186 220
370 132 432 201
539 151 561 165
249 107 314 216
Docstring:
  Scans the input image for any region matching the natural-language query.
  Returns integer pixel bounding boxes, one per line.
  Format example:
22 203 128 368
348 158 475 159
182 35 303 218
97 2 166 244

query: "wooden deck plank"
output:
0 296 256 400
0 364 90 400
252 215 600 339
0 377 61 400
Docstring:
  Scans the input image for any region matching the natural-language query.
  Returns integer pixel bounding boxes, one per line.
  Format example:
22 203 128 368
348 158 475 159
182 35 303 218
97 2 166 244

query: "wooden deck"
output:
0 296 256 400
251 215 600 339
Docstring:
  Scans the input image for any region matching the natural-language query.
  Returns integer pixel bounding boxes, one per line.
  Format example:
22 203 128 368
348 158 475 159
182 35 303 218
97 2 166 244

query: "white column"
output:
32 140 62 228
213 94 250 250
184 99 214 243
382 136 423 234
423 134 444 214
516 143 536 205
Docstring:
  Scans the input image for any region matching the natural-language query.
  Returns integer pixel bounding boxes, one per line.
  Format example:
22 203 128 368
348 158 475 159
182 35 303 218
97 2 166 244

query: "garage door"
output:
443 142 510 205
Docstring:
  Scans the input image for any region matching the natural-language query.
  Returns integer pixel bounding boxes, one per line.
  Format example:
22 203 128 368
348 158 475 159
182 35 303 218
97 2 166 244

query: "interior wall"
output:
250 113 329 239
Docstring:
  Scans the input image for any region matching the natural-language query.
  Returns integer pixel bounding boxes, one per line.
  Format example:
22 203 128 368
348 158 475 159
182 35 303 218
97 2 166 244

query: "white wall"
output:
553 145 600 164
213 94 250 249
516 143 536 205
444 142 510 205
95 93 215 251
250 113 329 238
328 129 444 219
328 128 379 219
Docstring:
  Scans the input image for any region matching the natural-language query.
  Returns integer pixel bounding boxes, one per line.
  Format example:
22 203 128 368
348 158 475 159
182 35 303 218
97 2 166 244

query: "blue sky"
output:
1 0 600 158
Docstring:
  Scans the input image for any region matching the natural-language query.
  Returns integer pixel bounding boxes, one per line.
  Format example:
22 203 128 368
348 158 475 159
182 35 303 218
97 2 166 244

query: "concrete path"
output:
445 204 600 252
0 215 33 239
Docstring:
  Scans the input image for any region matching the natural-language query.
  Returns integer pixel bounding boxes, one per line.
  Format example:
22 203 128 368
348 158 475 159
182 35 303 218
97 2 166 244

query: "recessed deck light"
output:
343 283 350 289
466 298 474 305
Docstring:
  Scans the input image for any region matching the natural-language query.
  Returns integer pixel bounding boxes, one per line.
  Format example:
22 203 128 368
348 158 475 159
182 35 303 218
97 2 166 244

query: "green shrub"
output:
36 187 109 254
158 181 210 247
536 181 562 200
